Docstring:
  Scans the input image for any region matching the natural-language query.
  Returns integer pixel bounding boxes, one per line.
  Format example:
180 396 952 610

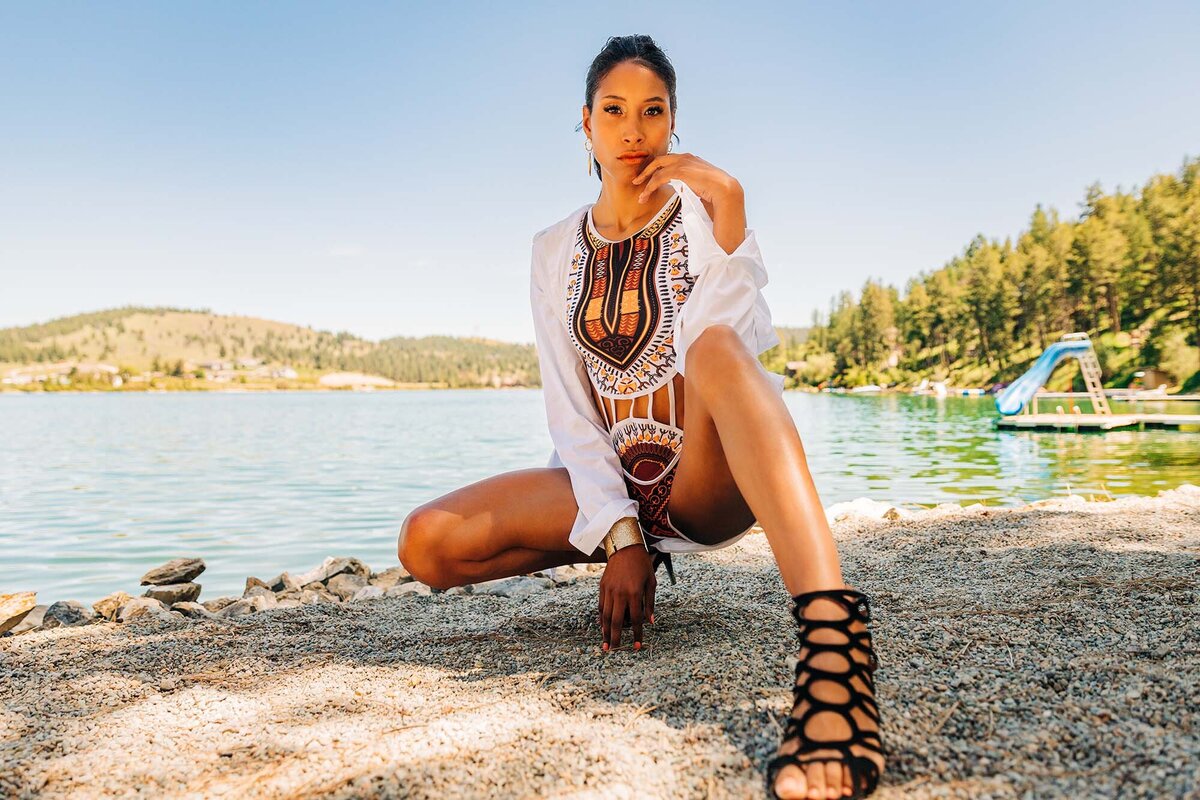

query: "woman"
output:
397 35 886 800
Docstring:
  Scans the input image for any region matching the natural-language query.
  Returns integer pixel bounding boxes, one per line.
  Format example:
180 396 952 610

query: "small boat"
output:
850 384 883 394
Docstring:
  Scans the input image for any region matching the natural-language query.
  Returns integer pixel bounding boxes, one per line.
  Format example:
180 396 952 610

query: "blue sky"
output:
2 1 1197 343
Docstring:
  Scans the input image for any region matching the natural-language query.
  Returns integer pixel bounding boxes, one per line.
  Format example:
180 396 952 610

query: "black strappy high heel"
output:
652 551 676 585
765 587 885 800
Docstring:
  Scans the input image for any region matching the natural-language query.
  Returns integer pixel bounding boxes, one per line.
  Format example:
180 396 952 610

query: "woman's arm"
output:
670 179 784 387
703 179 747 256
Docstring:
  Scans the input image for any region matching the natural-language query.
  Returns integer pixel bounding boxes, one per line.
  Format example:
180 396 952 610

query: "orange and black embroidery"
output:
565 195 692 398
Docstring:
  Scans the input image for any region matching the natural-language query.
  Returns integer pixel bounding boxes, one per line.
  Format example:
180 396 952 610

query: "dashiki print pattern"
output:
564 194 696 542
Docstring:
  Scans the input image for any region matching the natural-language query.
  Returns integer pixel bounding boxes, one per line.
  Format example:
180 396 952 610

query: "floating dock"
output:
995 412 1200 431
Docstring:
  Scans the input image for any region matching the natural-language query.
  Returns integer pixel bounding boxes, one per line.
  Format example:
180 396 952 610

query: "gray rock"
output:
274 598 303 609
534 565 593 585
140 558 205 586
201 596 239 613
0 592 38 635
9 604 47 635
327 573 369 600
384 582 432 598
42 600 97 629
350 585 385 603
93 591 133 621
216 599 258 619
118 597 172 623
265 572 302 593
471 576 554 599
243 585 275 601
244 576 271 593
291 556 371 587
143 582 201 605
247 593 278 611
172 601 218 620
369 566 413 590
299 588 339 605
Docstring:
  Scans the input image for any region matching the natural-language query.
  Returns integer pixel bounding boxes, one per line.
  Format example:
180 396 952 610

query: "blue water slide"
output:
995 339 1095 415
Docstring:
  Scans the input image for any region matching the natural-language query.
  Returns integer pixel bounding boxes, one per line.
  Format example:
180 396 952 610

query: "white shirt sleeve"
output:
530 234 640 557
670 179 786 393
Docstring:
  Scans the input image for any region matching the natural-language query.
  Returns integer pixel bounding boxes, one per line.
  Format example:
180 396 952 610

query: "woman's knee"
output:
397 506 456 589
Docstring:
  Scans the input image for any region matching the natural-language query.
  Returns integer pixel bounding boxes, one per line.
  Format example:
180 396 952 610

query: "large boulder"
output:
216 599 258 619
143 583 201 605
327 573 369 601
265 572 303 593
10 604 48 635
369 566 413 590
384 582 432 598
118 597 173 623
0 592 38 635
298 588 339 605
93 591 133 621
202 596 239 613
350 585 385 603
243 585 276 601
172 601 218 620
42 600 97 629
471 576 554 599
292 557 371 587
140 558 206 586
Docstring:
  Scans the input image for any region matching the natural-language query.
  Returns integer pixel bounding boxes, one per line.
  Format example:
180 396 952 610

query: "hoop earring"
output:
668 138 674 154
584 138 594 176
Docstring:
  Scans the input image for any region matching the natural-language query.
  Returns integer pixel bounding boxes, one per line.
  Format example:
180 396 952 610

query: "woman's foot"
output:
768 590 885 800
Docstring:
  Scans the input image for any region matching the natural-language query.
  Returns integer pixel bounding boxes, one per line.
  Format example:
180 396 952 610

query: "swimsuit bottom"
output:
610 417 755 563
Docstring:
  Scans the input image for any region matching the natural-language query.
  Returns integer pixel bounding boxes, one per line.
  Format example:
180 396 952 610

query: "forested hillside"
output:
0 308 540 388
795 156 1200 392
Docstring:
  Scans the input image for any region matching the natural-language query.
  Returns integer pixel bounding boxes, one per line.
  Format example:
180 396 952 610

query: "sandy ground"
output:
2 487 1198 799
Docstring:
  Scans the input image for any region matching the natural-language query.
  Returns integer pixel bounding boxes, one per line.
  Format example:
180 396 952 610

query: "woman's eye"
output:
603 104 665 116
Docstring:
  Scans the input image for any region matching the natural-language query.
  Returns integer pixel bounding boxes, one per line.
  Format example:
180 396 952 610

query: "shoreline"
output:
2 485 1198 797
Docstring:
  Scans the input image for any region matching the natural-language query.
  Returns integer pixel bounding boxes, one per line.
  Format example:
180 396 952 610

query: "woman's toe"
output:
805 762 826 799
823 761 842 797
774 765 806 798
842 764 853 795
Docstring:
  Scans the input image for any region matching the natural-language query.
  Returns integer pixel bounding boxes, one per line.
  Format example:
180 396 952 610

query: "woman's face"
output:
582 61 674 183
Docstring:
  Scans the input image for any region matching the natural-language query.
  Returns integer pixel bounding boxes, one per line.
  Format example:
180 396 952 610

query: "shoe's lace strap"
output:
765 588 886 799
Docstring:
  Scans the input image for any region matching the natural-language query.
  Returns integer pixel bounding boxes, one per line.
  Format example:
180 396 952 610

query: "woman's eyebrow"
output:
601 94 666 103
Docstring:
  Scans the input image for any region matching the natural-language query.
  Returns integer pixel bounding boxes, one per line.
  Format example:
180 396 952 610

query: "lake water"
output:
2 390 1197 605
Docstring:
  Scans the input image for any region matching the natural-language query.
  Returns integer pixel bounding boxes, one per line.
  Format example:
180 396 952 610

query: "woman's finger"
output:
607 596 626 651
629 592 644 649
599 588 610 651
631 155 667 185
637 163 679 202
645 578 656 627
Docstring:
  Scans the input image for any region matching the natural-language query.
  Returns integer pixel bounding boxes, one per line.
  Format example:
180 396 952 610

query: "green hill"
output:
0 307 540 389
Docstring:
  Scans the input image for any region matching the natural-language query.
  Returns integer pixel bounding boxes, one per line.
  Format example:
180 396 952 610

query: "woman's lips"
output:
618 154 648 163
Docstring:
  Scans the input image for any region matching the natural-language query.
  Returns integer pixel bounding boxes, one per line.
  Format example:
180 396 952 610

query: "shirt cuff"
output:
568 497 640 557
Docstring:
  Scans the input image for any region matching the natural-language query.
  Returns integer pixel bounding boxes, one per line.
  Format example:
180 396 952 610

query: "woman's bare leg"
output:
397 466 605 590
667 324 880 800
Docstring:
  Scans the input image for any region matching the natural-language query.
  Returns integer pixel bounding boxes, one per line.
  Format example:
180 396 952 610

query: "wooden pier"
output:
995 412 1200 431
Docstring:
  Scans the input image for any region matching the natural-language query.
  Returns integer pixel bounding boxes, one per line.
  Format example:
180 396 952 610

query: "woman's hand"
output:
632 152 747 254
631 152 741 208
598 545 656 653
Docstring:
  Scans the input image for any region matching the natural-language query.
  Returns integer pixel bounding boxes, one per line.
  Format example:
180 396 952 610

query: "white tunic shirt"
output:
530 178 785 557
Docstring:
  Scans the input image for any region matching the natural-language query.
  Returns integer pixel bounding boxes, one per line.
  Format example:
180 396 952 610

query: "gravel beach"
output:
2 486 1198 799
